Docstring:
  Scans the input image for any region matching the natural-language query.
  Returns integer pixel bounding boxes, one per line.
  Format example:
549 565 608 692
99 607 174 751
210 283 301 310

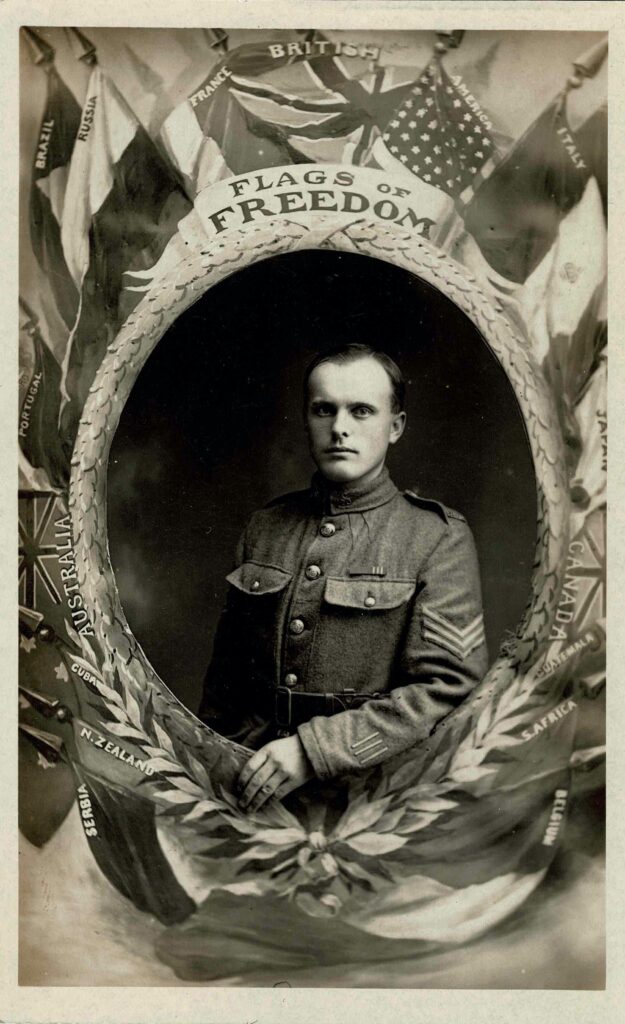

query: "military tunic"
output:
199 468 488 781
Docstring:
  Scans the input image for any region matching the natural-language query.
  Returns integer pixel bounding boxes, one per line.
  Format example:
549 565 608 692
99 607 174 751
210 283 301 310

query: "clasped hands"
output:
237 734 314 813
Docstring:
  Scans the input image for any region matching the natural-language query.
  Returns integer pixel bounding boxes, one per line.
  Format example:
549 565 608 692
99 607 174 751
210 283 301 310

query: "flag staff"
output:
203 29 229 53
67 27 97 66
435 30 465 54
23 27 55 69
567 35 608 90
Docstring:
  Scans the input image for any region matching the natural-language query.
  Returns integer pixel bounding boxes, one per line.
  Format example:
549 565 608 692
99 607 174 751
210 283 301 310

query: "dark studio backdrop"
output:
108 250 537 714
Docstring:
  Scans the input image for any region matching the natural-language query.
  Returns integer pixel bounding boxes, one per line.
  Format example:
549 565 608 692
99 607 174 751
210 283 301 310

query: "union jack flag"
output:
568 506 606 631
18 491 65 612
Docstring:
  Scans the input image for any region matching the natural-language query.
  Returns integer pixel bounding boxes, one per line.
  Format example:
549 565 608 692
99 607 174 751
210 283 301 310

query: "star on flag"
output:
382 61 497 202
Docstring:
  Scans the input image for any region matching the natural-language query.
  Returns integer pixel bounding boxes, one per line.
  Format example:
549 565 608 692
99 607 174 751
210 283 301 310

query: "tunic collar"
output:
311 466 398 515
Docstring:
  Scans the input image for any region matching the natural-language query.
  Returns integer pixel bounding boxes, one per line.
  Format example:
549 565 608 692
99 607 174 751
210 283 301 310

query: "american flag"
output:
382 60 498 205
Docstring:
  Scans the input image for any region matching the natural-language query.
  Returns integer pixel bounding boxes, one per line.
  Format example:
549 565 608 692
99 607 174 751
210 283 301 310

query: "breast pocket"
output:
225 562 293 682
324 578 416 613
310 578 417 694
226 561 292 596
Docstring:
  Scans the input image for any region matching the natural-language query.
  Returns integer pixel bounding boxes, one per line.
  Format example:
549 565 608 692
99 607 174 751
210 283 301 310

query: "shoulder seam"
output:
403 489 467 524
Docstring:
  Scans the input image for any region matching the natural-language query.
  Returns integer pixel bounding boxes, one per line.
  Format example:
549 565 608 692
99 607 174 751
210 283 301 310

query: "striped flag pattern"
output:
381 60 498 205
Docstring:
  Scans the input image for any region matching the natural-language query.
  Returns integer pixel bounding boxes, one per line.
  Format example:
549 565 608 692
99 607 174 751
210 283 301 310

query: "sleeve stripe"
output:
351 731 380 750
359 746 389 765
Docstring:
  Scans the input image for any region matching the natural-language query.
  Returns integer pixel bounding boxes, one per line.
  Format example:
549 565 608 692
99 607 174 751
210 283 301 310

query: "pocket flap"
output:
325 578 416 610
226 562 292 595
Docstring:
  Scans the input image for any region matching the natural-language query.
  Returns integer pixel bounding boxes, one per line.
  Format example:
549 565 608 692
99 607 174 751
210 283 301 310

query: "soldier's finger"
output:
238 750 269 789
239 761 277 808
246 771 283 812
271 777 296 803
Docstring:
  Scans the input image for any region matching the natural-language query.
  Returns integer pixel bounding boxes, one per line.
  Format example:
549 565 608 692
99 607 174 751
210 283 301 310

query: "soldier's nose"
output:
332 414 350 437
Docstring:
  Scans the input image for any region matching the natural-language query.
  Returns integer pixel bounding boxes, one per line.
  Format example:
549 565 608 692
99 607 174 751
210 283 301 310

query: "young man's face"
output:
305 356 406 487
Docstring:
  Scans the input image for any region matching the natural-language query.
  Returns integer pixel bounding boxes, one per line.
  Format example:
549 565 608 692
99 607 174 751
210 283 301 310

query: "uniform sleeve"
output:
297 517 488 780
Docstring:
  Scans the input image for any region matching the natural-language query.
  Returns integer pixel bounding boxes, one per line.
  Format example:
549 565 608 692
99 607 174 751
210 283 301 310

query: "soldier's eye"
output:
312 402 334 416
352 405 374 418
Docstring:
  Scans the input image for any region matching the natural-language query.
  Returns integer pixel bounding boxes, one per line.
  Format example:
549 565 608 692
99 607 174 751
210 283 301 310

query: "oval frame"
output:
67 214 571 926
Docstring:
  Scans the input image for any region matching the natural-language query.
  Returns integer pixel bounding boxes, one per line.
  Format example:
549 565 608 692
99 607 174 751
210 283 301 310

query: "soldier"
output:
199 344 488 812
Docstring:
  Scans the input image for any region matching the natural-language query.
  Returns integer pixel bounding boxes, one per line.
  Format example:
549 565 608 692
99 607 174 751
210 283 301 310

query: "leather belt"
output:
274 686 384 735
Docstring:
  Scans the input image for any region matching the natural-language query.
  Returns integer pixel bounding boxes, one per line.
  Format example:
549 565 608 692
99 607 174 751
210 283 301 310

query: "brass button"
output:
319 523 336 537
289 618 305 635
251 580 260 591
364 595 376 608
284 673 298 688
305 564 322 581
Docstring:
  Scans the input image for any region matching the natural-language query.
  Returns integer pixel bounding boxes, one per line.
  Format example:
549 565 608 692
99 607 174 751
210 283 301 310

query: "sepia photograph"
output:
9 4 611 1005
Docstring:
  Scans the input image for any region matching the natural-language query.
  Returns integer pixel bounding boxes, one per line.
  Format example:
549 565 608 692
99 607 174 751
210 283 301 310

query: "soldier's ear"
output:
389 411 406 445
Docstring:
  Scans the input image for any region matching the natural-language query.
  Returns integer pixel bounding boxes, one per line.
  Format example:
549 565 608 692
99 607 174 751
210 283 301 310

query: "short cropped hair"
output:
303 344 406 414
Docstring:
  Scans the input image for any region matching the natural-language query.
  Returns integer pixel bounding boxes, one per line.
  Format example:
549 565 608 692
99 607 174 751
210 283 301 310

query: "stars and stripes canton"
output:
382 61 497 204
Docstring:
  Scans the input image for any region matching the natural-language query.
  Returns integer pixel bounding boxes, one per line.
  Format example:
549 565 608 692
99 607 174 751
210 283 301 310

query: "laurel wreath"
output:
63 215 578 920
62 606 566 917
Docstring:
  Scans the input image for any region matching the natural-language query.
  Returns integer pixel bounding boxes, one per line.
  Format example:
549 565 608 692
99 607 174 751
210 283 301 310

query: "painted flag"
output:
377 60 499 205
518 176 606 466
18 491 63 610
462 94 595 284
18 300 69 491
570 356 607 534
575 103 607 215
69 765 195 924
226 58 416 169
161 39 417 193
29 65 82 330
59 65 192 442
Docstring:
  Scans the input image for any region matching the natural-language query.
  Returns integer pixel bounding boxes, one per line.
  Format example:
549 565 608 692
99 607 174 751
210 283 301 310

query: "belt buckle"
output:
275 686 292 736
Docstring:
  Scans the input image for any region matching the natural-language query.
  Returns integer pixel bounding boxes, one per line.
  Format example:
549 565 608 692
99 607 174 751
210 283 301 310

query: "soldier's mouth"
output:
326 447 357 455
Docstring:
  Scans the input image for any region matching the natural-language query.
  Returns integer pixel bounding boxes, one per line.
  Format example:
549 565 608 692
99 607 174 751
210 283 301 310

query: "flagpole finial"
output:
19 297 39 331
573 36 608 80
22 27 55 67
203 28 228 53
68 27 97 66
435 30 465 55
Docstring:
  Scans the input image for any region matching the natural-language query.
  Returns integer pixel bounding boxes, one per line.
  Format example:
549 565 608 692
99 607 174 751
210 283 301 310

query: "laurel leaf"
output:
332 797 393 843
395 812 438 835
144 757 186 774
235 844 295 862
182 799 227 822
342 832 407 855
154 788 197 805
119 690 141 731
153 719 176 758
245 827 307 847
405 797 457 814
93 679 126 710
170 776 206 798
449 764 498 784
103 722 146 742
